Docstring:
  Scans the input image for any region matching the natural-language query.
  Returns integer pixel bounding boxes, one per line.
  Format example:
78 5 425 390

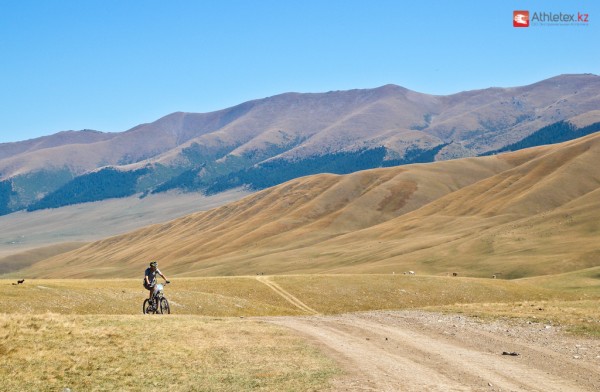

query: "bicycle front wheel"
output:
159 298 170 314
142 299 151 314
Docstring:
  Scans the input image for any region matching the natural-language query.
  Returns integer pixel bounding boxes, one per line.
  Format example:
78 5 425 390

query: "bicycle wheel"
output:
142 299 151 314
159 297 170 314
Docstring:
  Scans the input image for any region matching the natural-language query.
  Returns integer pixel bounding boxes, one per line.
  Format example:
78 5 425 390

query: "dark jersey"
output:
144 267 162 285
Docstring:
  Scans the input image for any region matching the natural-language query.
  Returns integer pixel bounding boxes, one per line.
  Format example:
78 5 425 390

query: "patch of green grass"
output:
518 266 600 298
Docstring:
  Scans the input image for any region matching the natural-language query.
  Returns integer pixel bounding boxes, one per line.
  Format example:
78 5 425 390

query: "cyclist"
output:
143 261 170 302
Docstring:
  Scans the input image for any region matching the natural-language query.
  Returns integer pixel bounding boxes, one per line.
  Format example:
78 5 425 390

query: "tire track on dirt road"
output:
264 312 600 391
256 276 318 314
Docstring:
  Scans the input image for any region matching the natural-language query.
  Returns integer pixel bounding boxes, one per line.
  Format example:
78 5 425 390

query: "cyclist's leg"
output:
145 282 154 300
150 284 156 302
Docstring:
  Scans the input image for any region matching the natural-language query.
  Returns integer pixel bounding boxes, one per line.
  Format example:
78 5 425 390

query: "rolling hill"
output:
0 188 249 261
1 74 600 214
15 131 600 279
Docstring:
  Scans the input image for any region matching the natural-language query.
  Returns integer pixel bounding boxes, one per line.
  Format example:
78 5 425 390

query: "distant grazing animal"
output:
492 275 496 279
452 272 458 277
408 271 415 275
17 279 25 284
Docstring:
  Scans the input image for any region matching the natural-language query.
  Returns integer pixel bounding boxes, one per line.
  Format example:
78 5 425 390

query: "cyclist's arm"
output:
160 272 168 282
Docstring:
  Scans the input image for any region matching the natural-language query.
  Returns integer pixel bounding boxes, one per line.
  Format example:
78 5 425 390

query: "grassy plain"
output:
0 314 336 392
1 271 599 391
0 274 575 316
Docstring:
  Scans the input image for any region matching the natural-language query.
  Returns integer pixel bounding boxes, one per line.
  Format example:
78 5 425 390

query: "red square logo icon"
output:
514 10 529 27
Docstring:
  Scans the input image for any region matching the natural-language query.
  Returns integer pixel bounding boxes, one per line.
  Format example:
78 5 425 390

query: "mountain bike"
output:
143 282 170 314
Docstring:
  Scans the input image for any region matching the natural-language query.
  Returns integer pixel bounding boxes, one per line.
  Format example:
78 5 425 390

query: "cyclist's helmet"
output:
149 261 158 268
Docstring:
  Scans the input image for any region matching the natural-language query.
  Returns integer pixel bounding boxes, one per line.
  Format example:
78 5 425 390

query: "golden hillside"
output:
20 132 600 278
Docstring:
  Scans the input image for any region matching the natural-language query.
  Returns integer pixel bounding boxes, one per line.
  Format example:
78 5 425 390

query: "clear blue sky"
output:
0 0 598 143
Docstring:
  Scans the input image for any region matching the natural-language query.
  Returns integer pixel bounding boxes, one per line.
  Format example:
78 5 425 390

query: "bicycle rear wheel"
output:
159 298 170 314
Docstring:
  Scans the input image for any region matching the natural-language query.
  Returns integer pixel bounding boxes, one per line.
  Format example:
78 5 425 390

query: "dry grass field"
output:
1 270 599 391
0 314 338 392
435 267 600 337
0 273 581 317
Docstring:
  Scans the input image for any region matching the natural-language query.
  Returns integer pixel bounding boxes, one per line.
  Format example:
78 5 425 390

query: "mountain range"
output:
1 73 600 215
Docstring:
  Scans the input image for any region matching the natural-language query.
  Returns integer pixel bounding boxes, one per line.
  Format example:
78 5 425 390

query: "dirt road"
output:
265 311 600 391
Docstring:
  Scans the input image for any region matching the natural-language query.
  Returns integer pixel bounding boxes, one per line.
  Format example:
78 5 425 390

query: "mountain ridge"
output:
1 74 600 214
